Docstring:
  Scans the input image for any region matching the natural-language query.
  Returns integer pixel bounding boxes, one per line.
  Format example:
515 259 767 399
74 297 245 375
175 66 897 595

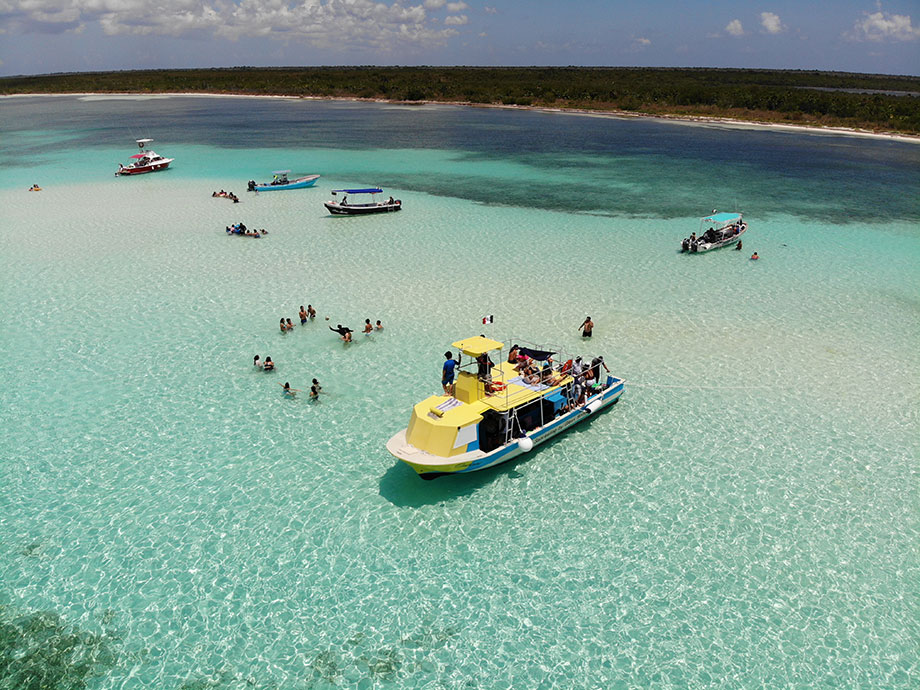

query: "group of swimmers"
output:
226 222 267 237
253 355 325 400
280 305 318 332
28 184 42 192
329 319 383 342
212 190 240 203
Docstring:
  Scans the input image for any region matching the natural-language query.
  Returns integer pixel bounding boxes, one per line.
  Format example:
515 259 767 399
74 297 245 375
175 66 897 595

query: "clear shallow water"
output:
1 96 919 689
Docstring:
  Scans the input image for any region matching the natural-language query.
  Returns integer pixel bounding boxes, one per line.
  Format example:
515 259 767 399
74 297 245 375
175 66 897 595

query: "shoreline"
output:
3 91 919 144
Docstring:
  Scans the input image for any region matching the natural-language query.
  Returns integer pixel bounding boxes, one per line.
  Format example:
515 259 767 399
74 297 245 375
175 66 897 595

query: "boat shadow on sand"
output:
377 410 614 508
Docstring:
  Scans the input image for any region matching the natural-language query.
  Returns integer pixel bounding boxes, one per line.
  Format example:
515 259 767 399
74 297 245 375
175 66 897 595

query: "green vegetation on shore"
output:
3 67 919 134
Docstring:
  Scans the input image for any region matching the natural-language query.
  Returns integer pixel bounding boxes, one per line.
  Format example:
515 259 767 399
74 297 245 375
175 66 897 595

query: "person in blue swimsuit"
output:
442 351 460 396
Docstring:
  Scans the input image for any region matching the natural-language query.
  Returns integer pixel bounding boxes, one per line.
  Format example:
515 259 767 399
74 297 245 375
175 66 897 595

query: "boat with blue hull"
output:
247 171 320 191
386 336 625 479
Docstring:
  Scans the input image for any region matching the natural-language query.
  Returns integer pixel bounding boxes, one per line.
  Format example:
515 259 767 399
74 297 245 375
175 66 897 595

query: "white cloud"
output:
760 11 784 34
424 0 446 8
848 10 920 41
484 6 497 14
0 0 461 49
725 19 744 37
634 37 650 47
478 31 486 37
446 1 468 10
444 14 467 26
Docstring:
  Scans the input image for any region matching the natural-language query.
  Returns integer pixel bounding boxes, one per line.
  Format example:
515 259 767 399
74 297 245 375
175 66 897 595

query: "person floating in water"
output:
29 184 42 191
279 382 301 398
579 316 594 338
751 252 759 260
330 324 353 342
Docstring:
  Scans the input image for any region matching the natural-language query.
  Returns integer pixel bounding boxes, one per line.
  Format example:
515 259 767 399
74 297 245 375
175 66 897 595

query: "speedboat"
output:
386 336 625 479
324 188 401 215
115 139 173 176
247 171 320 191
681 211 747 252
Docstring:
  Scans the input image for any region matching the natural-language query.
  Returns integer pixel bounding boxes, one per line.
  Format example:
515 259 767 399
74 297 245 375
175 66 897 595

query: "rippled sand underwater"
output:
1 96 919 688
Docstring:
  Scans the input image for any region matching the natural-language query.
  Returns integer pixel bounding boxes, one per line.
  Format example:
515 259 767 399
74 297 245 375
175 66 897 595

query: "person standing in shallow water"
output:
579 316 594 338
299 306 308 325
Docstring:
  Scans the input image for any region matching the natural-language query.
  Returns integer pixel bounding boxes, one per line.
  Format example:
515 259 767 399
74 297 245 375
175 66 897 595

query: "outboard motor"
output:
247 180 256 192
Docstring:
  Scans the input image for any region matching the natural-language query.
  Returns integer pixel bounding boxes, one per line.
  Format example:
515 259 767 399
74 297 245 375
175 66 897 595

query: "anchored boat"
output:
247 171 320 191
115 139 173 176
681 211 747 252
324 188 401 215
386 336 625 479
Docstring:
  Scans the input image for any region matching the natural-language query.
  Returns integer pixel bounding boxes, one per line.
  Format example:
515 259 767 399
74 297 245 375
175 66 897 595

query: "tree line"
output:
2 67 919 134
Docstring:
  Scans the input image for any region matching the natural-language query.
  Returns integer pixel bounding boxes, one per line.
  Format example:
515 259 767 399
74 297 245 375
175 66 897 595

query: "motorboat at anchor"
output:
386 336 625 479
115 139 173 176
247 171 320 191
682 211 747 253
324 188 401 215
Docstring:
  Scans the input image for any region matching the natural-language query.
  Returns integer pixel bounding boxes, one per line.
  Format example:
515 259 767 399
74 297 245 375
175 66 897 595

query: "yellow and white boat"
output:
386 336 625 479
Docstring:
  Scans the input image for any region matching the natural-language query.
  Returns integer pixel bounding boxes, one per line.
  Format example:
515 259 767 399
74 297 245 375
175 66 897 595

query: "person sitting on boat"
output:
248 180 256 191
477 352 494 384
341 195 348 206
388 196 394 204
507 344 520 364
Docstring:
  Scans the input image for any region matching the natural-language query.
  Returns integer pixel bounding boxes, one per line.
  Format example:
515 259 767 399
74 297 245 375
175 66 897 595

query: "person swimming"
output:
279 382 300 398
751 252 759 260
330 324 353 342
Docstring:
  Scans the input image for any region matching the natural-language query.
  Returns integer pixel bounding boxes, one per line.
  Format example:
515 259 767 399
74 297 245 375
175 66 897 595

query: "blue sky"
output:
0 1 917 77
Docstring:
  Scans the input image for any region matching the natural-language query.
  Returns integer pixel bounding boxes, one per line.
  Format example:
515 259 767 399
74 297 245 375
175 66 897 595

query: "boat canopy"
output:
136 138 153 144
272 170 291 175
701 211 742 225
129 153 148 159
452 336 503 357
331 188 383 194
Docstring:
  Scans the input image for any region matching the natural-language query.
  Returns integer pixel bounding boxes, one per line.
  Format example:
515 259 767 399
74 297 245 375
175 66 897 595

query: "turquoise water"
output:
1 95 919 688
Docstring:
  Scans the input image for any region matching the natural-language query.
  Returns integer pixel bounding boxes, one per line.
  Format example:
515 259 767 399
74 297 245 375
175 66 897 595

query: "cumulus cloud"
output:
760 11 784 34
725 19 744 36
0 0 460 48
444 14 467 26
847 10 920 41
424 0 446 8
446 1 468 10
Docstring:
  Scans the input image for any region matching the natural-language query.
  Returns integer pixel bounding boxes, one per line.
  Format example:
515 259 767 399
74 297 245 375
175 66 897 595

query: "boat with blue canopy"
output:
247 170 320 192
386 336 625 479
682 211 747 252
324 187 402 215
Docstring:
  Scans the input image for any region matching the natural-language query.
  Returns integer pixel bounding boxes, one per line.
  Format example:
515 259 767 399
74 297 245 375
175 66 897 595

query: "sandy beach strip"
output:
3 91 918 144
